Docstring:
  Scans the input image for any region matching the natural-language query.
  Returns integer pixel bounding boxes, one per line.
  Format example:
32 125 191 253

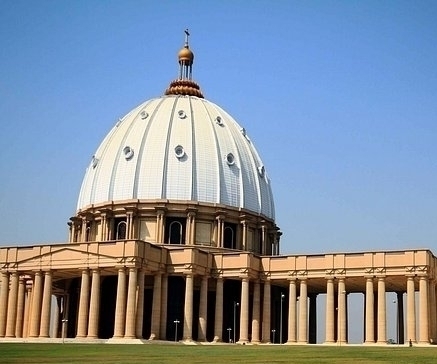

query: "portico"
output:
0 241 435 344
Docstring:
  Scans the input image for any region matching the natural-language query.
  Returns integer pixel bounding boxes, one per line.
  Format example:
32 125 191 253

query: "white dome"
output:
77 94 275 220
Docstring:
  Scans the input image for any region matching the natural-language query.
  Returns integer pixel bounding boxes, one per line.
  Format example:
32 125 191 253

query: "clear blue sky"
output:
1 1 437 256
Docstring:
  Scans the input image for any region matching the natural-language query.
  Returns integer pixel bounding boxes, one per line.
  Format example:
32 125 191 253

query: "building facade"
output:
0 33 436 345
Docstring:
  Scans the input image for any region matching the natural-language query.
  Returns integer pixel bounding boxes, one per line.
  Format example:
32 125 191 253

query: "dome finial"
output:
178 29 194 79
165 29 204 98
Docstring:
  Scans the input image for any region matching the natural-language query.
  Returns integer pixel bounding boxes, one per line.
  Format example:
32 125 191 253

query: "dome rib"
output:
197 98 222 204
188 96 196 201
161 96 179 199
107 110 138 202
132 98 165 199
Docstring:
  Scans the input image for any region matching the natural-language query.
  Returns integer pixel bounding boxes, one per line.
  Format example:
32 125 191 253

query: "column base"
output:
418 341 430 345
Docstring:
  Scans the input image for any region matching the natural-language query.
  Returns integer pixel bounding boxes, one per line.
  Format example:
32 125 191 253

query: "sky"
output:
1 0 437 257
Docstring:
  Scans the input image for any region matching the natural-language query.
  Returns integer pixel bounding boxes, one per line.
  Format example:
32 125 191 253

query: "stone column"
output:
241 221 247 251
261 225 266 255
88 269 101 338
364 277 375 343
22 285 31 338
238 277 249 344
39 271 52 338
76 270 90 338
149 273 162 340
100 213 107 241
198 276 208 341
325 278 335 343
186 212 196 245
337 279 347 344
156 210 165 244
81 217 87 242
216 215 224 248
0 272 10 337
407 276 416 343
262 280 271 343
298 279 308 343
135 269 145 339
6 272 19 337
429 280 437 343
126 210 135 239
419 276 429 344
15 277 26 338
113 268 127 338
29 272 43 337
213 277 224 342
183 273 194 341
251 281 260 343
125 267 138 338
287 279 297 343
159 274 168 340
376 277 386 344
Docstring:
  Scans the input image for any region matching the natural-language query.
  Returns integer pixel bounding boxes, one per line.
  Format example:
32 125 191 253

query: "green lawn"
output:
0 343 435 364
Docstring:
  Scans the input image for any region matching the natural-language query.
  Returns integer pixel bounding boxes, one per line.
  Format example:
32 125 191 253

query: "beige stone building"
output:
1 33 436 345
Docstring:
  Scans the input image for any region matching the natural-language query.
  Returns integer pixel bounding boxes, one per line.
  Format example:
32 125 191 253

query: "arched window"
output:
116 221 127 240
85 225 91 242
223 223 236 249
164 217 186 245
168 221 183 244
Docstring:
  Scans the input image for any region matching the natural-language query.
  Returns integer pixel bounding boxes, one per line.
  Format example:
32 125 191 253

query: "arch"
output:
168 221 183 244
116 221 127 240
164 217 186 244
223 223 236 249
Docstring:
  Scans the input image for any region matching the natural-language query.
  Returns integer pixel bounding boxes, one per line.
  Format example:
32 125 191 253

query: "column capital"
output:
186 208 197 217
211 269 223 279
124 206 138 215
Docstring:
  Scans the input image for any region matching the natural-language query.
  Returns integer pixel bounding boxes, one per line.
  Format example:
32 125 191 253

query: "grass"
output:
0 343 435 364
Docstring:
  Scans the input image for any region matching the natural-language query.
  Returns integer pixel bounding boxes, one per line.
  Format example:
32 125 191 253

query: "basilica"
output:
0 33 436 345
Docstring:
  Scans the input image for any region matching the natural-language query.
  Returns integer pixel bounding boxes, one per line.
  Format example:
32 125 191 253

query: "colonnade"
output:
0 269 435 345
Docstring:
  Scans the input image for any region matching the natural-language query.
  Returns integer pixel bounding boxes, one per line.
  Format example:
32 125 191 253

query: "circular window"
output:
215 116 223 126
258 165 265 178
226 153 235 166
141 111 149 119
91 156 99 169
240 128 246 136
123 146 134 160
178 110 186 119
175 145 185 159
